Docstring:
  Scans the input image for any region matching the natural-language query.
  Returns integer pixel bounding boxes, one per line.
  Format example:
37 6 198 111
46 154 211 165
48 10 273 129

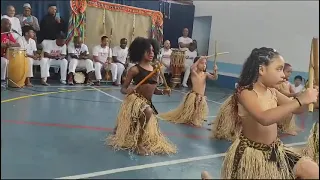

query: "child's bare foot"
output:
201 171 212 180
136 145 150 156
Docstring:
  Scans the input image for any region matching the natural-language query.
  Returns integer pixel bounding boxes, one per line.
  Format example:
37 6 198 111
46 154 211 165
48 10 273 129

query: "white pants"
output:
161 59 170 73
68 58 94 74
1 57 8 80
114 62 125 84
42 58 68 81
27 58 48 78
182 59 194 84
94 62 117 81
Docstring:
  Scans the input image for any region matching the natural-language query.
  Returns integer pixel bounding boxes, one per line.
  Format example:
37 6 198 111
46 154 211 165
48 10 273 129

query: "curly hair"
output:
237 47 280 92
149 38 160 60
129 37 158 63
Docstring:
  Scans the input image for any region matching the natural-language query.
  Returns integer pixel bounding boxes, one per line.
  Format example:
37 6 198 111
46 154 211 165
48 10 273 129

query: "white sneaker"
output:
182 83 188 88
60 80 66 84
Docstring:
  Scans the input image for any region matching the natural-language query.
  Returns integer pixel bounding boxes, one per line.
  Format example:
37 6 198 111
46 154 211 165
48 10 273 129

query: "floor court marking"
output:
55 141 307 179
1 87 120 104
172 89 223 105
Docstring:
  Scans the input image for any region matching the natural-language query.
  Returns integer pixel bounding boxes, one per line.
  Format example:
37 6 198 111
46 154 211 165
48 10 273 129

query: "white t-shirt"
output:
178 36 193 51
291 84 304 93
112 46 128 64
22 37 37 56
68 43 89 56
92 45 112 63
1 15 22 35
43 40 67 57
160 48 172 63
185 49 197 63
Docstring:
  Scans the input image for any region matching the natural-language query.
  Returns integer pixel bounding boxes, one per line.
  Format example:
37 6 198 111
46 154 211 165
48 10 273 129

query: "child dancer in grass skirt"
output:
276 63 300 135
159 57 217 127
303 122 319 165
201 47 319 179
211 95 242 141
107 37 177 156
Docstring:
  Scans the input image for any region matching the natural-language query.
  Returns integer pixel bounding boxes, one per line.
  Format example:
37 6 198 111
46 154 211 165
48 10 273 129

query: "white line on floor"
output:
91 87 123 102
172 89 223 105
55 141 307 179
31 85 121 89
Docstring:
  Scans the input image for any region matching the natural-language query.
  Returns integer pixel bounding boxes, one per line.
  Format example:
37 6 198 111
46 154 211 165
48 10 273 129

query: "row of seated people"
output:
1 26 197 87
1 26 134 87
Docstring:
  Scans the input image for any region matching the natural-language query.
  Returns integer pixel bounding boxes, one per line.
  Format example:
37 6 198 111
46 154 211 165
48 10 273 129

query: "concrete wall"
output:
193 1 319 88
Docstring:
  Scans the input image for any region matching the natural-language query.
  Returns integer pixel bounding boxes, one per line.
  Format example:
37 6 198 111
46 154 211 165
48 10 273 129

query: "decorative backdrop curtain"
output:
68 0 163 53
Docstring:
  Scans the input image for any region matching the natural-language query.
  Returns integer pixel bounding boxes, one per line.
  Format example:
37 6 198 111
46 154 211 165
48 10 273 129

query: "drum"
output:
74 72 86 84
7 47 28 88
170 49 185 88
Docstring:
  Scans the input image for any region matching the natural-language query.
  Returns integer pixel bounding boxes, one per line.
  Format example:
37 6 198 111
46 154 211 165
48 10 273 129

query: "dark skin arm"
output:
121 66 139 94
44 52 56 59
69 53 78 59
79 51 89 59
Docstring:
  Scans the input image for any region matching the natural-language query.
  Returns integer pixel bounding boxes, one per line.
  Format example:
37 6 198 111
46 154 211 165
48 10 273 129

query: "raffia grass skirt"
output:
221 134 304 179
106 93 177 155
211 96 242 141
278 114 300 134
303 122 319 165
158 91 208 127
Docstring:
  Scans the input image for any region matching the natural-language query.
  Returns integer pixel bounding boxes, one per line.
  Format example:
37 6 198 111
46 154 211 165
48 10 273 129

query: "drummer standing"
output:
1 18 20 87
178 28 193 51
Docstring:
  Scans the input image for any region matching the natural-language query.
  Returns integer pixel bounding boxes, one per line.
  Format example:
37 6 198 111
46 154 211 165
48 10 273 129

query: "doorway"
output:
192 16 212 56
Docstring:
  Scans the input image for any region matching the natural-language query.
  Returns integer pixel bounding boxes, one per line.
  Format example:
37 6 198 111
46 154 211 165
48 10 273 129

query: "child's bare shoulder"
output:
238 89 258 101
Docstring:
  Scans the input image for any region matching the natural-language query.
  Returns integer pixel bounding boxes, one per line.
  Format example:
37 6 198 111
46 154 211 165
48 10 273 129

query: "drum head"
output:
74 72 85 83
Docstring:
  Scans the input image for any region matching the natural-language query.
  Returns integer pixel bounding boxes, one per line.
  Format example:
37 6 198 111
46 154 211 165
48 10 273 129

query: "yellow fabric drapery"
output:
84 0 163 52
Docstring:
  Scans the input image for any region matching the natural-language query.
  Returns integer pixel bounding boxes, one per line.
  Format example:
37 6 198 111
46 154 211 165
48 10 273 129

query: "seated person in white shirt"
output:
112 38 129 86
160 40 172 73
42 33 68 85
291 75 304 94
178 28 193 51
92 36 117 86
182 43 197 87
21 26 47 86
67 36 94 85
1 5 22 39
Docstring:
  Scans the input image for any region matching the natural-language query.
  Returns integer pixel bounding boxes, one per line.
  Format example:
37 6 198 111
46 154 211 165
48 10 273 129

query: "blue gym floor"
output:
1 84 318 179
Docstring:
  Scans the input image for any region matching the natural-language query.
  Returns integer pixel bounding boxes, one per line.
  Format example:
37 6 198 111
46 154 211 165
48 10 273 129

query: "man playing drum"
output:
1 18 20 88
67 36 94 85
21 26 46 86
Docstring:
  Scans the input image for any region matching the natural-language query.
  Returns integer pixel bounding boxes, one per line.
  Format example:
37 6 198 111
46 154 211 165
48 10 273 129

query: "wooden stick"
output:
158 62 170 90
134 63 162 89
313 38 319 86
206 52 230 58
214 40 218 66
308 39 315 112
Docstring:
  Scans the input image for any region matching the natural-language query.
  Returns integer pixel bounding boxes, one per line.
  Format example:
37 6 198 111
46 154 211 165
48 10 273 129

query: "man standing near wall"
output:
178 28 193 51
38 4 67 43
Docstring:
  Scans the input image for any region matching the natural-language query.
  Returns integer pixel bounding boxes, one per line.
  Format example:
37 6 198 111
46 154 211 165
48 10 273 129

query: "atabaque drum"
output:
7 47 28 88
170 49 185 88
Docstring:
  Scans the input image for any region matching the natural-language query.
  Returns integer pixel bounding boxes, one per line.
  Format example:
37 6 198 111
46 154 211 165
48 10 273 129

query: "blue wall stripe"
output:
206 61 308 83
